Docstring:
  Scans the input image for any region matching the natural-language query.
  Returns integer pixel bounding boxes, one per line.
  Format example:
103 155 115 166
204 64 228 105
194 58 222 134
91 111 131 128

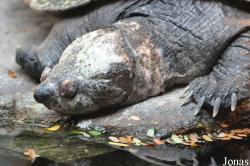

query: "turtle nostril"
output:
34 84 54 103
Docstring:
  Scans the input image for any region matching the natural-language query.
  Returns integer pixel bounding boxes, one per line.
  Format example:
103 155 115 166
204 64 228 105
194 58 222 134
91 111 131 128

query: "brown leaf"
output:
191 142 198 148
24 149 40 161
236 134 248 137
119 137 129 144
108 142 129 147
219 137 231 141
202 135 213 142
125 136 133 144
108 136 120 143
8 70 17 78
232 129 247 134
154 138 164 145
225 134 243 140
189 134 198 143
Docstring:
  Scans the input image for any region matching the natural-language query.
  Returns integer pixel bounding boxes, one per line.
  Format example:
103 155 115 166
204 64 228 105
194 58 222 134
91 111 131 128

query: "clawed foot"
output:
180 74 241 117
16 45 44 81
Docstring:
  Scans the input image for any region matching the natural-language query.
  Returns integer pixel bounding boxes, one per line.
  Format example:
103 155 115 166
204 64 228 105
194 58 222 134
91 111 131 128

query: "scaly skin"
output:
16 0 140 81
18 0 250 116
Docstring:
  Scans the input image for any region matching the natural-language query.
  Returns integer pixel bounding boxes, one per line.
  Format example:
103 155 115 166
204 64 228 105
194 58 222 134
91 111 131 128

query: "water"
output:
0 138 249 166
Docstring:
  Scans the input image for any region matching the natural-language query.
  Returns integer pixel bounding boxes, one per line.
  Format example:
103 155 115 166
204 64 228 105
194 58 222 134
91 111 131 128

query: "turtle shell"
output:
29 0 98 11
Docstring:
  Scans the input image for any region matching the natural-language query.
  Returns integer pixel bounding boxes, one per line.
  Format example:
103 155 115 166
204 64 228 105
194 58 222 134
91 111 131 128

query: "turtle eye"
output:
40 67 51 82
59 80 78 98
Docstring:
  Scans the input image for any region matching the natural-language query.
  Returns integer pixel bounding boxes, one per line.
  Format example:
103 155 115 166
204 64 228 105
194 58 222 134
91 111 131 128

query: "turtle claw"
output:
180 86 190 99
231 93 237 112
193 96 205 116
213 98 221 117
181 90 194 106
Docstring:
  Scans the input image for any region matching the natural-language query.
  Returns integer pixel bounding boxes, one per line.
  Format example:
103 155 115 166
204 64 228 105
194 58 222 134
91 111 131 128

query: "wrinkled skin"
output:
17 0 250 116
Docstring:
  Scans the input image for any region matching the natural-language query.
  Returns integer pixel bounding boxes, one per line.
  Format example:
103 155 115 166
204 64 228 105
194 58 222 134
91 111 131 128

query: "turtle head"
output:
33 29 134 114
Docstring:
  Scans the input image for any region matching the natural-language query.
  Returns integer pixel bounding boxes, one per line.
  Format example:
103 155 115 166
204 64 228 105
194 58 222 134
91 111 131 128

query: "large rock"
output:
0 0 249 138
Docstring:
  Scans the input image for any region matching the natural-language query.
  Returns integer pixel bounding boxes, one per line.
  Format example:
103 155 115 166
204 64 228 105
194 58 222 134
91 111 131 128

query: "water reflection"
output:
0 139 249 166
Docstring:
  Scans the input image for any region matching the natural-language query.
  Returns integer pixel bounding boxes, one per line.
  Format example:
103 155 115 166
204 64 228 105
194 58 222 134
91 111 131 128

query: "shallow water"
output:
0 138 249 166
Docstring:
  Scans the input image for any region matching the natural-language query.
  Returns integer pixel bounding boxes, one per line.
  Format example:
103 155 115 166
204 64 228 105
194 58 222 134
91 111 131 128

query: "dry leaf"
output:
108 142 129 147
236 134 247 137
219 137 231 141
171 134 183 144
189 134 198 143
217 133 226 138
125 136 133 143
202 135 213 142
154 138 164 145
108 136 120 143
24 149 40 161
225 134 243 140
119 137 129 144
232 129 246 134
191 142 198 148
8 70 17 78
45 125 61 131
129 116 140 121
181 142 191 146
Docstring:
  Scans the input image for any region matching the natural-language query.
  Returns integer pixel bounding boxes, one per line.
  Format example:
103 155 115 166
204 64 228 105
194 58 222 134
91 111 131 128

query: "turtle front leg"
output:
186 30 250 117
16 17 88 81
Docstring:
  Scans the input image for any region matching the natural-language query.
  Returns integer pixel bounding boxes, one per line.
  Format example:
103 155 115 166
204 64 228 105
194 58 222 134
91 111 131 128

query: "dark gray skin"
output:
17 0 250 116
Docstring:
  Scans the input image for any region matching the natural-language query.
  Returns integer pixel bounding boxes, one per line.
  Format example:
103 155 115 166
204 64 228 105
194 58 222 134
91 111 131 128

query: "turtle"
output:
16 0 250 116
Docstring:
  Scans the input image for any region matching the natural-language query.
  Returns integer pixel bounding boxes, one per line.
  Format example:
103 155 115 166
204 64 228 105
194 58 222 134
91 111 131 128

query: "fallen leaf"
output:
232 129 246 134
171 134 183 144
225 134 243 140
184 135 190 142
217 133 226 138
129 116 140 121
147 129 155 138
181 142 191 146
189 134 198 143
88 130 102 137
108 142 129 147
125 136 133 144
8 70 17 78
24 149 40 161
154 138 164 145
108 136 120 143
119 137 129 144
219 137 231 141
133 138 142 146
191 142 198 148
45 125 60 131
154 122 158 125
236 134 247 137
166 138 174 144
202 135 213 142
